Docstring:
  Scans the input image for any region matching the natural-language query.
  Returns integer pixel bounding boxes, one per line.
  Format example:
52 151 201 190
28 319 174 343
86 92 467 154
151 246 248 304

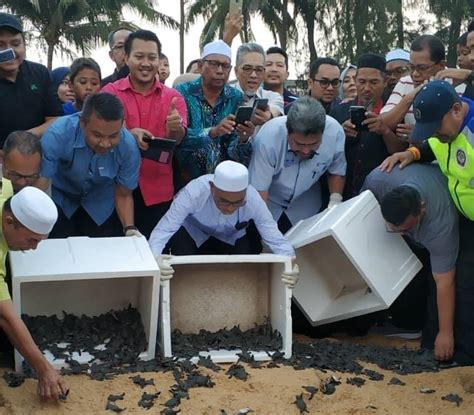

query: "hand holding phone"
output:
229 0 242 16
350 106 368 131
0 48 15 65
141 137 177 164
235 106 255 125
253 98 269 111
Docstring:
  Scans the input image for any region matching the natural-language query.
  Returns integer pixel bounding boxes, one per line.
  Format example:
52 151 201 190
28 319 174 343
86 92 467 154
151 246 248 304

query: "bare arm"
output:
222 13 243 46
114 184 135 230
27 117 58 138
433 269 455 361
258 190 269 202
0 299 67 399
327 174 345 195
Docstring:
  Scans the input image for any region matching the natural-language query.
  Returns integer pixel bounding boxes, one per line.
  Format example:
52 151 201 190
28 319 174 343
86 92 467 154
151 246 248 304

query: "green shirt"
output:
0 177 14 301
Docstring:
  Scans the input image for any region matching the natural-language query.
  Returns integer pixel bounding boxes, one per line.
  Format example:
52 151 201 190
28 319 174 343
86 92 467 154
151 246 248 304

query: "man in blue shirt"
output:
249 96 346 232
149 161 295 257
37 93 141 238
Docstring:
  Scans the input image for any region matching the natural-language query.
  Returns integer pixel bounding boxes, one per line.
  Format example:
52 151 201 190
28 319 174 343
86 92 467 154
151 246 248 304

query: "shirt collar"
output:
189 76 240 101
117 75 163 95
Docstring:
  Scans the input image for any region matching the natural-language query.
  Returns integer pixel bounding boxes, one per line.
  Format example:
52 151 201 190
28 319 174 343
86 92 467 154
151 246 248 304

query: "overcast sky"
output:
25 3 277 84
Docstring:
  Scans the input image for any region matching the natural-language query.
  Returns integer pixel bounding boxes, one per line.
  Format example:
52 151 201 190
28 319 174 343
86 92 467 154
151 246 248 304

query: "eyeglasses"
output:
312 78 340 88
214 198 247 208
203 59 232 71
3 168 40 183
406 62 439 74
240 64 265 75
386 66 410 77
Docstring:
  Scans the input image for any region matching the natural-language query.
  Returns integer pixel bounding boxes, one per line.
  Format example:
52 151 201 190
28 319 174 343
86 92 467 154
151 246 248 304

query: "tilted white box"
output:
9 236 160 371
158 254 293 363
285 190 422 326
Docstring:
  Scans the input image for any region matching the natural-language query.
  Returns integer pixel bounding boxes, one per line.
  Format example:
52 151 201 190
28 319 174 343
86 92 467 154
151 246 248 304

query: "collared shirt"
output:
149 174 295 257
0 60 63 147
381 74 464 125
101 65 130 87
102 76 188 206
363 164 459 274
236 84 284 115
0 183 14 302
283 88 299 106
40 113 140 225
249 115 346 224
174 76 252 188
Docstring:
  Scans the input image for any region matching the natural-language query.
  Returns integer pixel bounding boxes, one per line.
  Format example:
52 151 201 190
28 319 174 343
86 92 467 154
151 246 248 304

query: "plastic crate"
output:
9 236 160 371
285 190 422 326
158 254 293 363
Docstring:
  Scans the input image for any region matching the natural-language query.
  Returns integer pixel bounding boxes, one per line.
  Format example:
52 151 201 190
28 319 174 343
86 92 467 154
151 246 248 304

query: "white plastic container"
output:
9 236 160 371
159 254 293 362
285 190 422 326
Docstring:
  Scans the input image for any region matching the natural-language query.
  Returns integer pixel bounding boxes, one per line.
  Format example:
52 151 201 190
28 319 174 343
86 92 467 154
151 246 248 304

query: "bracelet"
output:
123 225 138 234
407 146 421 161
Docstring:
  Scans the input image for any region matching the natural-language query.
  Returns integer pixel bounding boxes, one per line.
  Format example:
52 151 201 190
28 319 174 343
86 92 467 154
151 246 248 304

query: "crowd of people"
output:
1 9 474 400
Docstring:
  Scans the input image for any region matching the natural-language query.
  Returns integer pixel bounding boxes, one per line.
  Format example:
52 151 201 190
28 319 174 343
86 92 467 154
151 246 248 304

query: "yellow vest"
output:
0 178 14 301
429 125 474 220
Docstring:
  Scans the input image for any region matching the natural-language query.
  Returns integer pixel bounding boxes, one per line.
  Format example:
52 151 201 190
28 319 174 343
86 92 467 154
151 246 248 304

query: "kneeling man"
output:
149 161 295 257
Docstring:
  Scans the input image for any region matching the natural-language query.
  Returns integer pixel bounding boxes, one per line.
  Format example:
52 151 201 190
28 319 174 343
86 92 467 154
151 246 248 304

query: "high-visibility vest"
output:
429 123 474 220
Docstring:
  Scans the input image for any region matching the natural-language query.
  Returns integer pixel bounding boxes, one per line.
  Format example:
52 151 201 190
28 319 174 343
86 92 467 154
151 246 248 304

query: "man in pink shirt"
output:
103 30 187 238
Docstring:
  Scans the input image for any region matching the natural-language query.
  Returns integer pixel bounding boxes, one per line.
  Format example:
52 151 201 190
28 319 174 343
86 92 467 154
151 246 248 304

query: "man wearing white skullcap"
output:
149 160 294 257
0 187 67 400
174 39 255 189
385 48 410 94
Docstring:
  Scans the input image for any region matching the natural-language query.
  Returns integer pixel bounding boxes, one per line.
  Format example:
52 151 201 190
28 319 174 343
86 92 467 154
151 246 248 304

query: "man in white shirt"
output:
234 43 284 125
148 161 294 257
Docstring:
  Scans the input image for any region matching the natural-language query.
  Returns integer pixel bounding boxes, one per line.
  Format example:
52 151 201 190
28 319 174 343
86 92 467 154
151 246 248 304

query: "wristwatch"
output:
467 70 474 86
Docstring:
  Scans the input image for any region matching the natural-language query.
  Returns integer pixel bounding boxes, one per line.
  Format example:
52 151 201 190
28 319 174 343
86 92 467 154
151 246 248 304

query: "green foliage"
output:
2 0 178 69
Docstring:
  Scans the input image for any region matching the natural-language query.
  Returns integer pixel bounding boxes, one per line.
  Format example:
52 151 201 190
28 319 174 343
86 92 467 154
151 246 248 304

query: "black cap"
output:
357 53 386 72
0 13 23 33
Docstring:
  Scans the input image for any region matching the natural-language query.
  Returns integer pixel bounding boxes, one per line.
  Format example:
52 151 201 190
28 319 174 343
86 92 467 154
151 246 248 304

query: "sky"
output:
24 2 278 84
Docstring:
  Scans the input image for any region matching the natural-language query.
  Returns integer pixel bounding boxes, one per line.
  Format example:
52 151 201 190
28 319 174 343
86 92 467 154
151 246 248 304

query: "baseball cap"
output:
411 80 460 142
0 13 23 33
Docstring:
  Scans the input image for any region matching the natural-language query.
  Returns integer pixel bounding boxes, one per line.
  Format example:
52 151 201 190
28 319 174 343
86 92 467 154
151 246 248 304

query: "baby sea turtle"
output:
105 402 126 413
442 393 463 407
388 377 406 386
293 393 309 414
226 364 249 381
107 393 125 402
346 377 366 387
302 385 318 400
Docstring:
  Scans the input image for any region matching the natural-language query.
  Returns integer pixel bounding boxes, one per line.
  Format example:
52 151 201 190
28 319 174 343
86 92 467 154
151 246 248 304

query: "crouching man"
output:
0 187 67 399
149 160 295 257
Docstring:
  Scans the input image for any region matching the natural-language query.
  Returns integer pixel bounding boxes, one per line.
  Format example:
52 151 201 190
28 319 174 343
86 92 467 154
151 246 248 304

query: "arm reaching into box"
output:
281 264 299 288
0 299 67 400
433 269 455 361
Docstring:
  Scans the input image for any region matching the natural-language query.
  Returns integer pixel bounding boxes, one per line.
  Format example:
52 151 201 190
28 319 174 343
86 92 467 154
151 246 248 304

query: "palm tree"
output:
186 0 296 50
2 0 178 69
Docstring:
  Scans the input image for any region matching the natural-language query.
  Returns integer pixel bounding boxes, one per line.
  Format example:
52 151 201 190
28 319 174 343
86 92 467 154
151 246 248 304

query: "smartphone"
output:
235 106 255 125
0 48 15 65
253 98 269 111
141 137 177 164
229 0 242 16
350 106 368 131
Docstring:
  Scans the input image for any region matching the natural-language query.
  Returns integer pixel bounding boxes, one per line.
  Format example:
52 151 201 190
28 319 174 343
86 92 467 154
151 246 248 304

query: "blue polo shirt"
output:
41 113 140 225
249 115 346 224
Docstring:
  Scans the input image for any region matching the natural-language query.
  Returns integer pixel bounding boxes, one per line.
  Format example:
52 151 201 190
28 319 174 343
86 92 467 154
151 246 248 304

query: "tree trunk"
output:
344 0 354 62
446 0 463 67
396 0 404 48
47 42 54 70
180 0 185 73
307 17 317 63
354 0 368 57
278 0 289 50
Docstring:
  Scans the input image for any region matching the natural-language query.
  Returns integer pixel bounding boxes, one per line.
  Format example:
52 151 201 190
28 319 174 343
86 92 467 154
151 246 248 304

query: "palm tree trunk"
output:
446 0 463 67
47 42 54 70
180 0 185 73
396 0 404 48
307 18 317 62
354 0 368 57
278 0 289 50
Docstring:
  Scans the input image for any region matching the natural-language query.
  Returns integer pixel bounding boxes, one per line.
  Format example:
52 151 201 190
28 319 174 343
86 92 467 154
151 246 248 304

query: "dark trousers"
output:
422 216 474 365
167 225 259 256
49 205 122 238
133 188 172 240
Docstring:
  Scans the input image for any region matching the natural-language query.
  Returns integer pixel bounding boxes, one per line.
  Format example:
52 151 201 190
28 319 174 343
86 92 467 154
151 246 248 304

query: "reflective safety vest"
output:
429 123 474 220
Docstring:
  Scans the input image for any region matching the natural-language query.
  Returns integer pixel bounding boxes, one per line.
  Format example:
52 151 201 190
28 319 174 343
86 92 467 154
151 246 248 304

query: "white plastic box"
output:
9 236 160 371
159 254 293 363
285 190 422 326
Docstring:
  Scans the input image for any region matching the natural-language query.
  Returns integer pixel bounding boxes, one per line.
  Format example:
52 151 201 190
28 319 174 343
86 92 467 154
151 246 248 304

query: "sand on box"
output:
0 335 473 415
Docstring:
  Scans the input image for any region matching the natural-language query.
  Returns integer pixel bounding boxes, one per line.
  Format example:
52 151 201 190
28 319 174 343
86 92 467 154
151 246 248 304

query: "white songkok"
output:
10 187 58 234
201 40 232 61
213 161 248 192
386 49 410 63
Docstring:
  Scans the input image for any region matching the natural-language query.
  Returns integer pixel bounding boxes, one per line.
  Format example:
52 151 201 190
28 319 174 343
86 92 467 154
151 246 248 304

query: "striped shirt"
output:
381 74 466 126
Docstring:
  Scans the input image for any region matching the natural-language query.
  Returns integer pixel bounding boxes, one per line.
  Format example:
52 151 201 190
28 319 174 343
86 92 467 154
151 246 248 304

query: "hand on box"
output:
125 227 143 238
281 264 299 289
327 193 343 209
158 254 174 284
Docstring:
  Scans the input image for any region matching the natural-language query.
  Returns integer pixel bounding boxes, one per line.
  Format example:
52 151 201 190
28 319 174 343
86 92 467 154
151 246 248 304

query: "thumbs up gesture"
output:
166 97 184 138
